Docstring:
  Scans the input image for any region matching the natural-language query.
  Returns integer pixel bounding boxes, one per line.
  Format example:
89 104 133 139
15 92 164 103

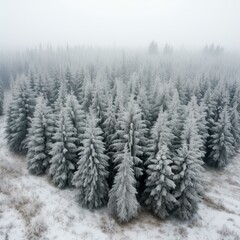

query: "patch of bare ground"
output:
119 208 162 231
137 209 161 226
99 209 163 240
100 213 120 234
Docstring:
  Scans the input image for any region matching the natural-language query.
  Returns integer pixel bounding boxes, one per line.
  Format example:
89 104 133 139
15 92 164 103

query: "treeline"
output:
4 48 240 222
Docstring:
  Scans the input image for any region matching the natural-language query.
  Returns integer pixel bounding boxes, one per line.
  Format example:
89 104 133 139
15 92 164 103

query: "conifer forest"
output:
1 46 240 226
1 1 240 239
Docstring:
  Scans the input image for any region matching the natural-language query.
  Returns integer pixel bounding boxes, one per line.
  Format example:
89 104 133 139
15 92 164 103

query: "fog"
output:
0 0 240 50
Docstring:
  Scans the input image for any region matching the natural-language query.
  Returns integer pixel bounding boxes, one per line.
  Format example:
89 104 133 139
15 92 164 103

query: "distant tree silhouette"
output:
163 43 173 55
203 43 224 56
148 41 158 55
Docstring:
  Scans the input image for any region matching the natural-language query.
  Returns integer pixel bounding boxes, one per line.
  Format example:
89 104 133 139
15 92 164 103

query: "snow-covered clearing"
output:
0 113 240 240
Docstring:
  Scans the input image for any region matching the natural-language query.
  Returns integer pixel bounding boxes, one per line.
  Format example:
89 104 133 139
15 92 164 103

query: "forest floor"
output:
0 114 240 240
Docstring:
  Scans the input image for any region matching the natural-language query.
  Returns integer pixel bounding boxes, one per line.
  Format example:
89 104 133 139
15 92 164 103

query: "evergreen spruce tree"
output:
65 67 73 93
228 81 240 108
49 108 78 188
50 71 61 105
204 85 229 163
54 80 68 113
51 80 68 135
113 96 148 182
102 97 117 185
82 81 93 112
74 69 85 104
27 96 53 174
72 113 109 209
6 78 35 153
159 84 173 112
175 77 188 105
167 89 184 153
113 80 126 113
137 87 152 128
197 102 209 152
35 74 48 98
186 97 208 153
29 71 36 93
103 97 116 156
65 93 86 148
108 144 139 222
209 106 235 168
144 110 176 219
173 109 204 220
149 80 163 124
91 88 108 127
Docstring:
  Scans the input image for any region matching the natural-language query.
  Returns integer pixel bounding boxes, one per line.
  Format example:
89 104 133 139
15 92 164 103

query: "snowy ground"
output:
0 111 240 240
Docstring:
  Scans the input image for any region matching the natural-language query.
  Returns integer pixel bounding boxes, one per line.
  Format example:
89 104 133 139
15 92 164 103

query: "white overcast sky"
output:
0 0 240 50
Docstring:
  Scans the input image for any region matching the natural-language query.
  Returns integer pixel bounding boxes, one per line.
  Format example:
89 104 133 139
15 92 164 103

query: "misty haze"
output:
0 1 240 240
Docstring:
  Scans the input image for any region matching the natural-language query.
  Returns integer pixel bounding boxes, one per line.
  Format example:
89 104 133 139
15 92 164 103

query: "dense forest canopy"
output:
1 46 240 222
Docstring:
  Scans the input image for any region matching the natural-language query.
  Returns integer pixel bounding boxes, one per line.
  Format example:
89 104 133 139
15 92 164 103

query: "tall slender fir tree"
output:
49 108 78 188
27 96 53 174
108 144 139 222
72 113 109 209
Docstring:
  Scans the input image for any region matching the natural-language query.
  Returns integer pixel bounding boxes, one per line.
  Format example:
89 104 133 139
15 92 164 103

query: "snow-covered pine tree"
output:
137 87 152 128
74 69 85 104
6 78 35 153
113 95 148 182
27 96 53 175
91 87 108 128
72 113 109 209
50 80 68 136
127 72 139 98
209 106 235 168
54 80 68 113
29 71 36 93
35 74 47 98
44 74 55 104
102 96 117 185
173 108 204 220
144 110 176 219
50 71 61 105
49 108 78 188
0 78 4 116
103 96 116 156
204 85 229 164
65 93 86 148
180 80 194 105
167 89 184 153
197 74 209 103
175 76 188 105
186 96 208 153
65 67 73 93
148 79 163 124
197 102 209 151
105 66 116 92
113 82 125 118
108 144 139 222
159 83 173 112
203 88 214 160
82 81 93 112
228 81 240 108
